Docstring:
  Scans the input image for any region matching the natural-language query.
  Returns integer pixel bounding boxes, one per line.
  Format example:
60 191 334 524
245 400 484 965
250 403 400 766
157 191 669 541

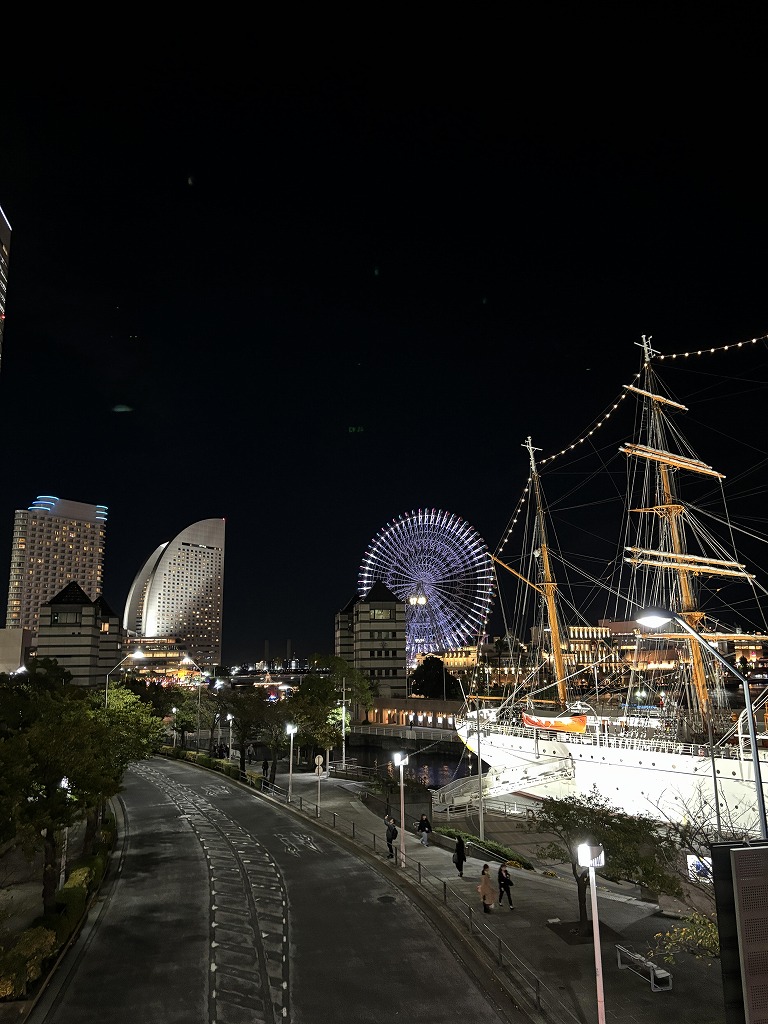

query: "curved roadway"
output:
28 758 519 1024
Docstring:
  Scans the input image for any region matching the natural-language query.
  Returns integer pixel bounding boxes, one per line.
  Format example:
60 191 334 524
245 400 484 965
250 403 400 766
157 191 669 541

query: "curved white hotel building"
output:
123 519 225 668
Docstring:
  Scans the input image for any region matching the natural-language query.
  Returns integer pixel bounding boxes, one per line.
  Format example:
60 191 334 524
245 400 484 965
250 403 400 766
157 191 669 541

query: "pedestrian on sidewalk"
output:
498 863 514 908
262 759 269 777
452 836 466 877
385 816 398 859
477 864 495 913
246 743 255 764
416 813 432 846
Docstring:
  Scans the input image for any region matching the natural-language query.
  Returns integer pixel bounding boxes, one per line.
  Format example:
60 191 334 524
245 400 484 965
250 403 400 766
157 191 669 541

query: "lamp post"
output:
578 843 606 1024
172 707 178 747
341 676 346 772
227 713 234 759
105 649 144 707
286 724 297 802
637 608 768 839
393 753 408 868
182 656 204 751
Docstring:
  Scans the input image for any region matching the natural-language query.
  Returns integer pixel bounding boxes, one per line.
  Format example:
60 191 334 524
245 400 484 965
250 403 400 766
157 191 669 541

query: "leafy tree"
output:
259 700 293 782
408 656 462 699
526 787 683 934
0 663 164 912
217 687 271 778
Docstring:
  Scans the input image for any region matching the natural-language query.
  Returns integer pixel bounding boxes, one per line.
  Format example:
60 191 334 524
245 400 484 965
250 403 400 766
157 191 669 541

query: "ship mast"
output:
622 337 716 713
525 437 568 706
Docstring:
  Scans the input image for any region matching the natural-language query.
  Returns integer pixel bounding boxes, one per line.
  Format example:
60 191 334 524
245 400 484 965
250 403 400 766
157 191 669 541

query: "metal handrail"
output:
255 776 581 1023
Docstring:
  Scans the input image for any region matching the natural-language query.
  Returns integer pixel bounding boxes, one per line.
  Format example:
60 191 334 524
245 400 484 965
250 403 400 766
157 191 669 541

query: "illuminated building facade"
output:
123 519 225 669
5 496 107 637
0 204 10 374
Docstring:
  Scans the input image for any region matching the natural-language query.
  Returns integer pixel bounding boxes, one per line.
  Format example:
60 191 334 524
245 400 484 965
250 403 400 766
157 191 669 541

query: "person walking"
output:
385 816 398 859
416 813 432 847
453 836 466 878
477 864 496 913
498 863 514 908
262 758 269 777
246 743 255 765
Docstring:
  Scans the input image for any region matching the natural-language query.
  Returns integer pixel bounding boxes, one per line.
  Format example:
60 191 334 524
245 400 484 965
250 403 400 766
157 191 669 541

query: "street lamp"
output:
637 607 768 839
286 724 297 802
227 713 234 758
172 707 178 747
182 657 204 750
393 753 409 868
577 842 606 1024
105 649 145 707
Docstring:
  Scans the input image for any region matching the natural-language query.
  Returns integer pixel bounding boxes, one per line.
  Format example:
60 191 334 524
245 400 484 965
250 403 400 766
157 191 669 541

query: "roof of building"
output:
361 580 402 604
44 581 91 605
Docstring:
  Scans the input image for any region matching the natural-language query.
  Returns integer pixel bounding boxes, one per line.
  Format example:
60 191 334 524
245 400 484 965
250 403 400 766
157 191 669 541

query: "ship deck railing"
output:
457 718 766 761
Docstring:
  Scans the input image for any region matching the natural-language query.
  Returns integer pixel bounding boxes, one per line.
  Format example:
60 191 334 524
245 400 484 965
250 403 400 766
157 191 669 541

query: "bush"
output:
0 926 57 999
436 826 535 870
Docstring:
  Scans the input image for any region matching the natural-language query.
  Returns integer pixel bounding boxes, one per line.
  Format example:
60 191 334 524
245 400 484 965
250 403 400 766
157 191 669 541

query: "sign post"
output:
314 754 323 814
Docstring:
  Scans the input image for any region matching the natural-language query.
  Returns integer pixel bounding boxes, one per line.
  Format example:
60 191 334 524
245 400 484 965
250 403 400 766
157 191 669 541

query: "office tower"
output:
0 204 11 373
123 518 225 669
5 496 108 636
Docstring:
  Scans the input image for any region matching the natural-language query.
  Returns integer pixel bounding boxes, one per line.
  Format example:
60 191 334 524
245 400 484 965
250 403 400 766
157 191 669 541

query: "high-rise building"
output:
123 519 225 669
5 496 108 637
0 204 11 374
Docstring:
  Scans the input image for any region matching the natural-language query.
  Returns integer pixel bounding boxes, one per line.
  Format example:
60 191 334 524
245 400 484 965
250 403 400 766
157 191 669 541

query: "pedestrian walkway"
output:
273 766 725 1024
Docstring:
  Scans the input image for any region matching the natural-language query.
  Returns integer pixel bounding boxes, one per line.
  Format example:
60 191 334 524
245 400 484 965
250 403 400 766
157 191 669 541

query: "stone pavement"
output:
275 766 726 1024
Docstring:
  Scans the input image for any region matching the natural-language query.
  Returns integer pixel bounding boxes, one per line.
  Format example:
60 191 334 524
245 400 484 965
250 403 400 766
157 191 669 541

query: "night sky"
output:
2 40 768 664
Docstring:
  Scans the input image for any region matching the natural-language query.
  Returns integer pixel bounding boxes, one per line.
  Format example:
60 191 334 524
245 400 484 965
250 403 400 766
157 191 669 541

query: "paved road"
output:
27 758 519 1024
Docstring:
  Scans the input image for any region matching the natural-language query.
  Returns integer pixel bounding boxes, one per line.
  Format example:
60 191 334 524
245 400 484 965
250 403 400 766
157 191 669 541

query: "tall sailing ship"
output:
455 336 768 835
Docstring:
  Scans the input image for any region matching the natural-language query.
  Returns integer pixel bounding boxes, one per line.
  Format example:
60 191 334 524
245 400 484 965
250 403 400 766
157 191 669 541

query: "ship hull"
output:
456 720 768 834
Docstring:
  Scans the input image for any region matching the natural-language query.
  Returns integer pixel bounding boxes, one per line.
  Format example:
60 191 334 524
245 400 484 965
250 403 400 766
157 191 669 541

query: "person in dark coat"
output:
498 863 514 908
416 813 432 846
453 836 466 877
262 759 269 776
385 816 398 859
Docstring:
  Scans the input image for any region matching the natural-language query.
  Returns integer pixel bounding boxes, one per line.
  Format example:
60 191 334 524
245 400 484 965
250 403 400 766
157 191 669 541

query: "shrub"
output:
0 926 57 999
436 826 534 870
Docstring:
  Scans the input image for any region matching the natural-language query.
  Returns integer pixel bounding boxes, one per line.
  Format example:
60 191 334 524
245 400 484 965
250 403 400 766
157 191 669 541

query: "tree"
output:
289 657 375 765
217 687 271 779
408 656 462 699
0 663 164 912
526 787 683 934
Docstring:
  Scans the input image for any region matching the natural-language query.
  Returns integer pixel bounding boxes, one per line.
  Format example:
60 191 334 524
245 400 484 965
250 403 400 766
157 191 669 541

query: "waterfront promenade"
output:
275 765 725 1024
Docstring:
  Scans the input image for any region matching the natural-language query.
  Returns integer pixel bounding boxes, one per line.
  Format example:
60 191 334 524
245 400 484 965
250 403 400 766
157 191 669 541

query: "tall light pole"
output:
286 724 297 802
172 707 178 747
105 649 144 707
476 703 485 840
227 713 234 759
341 676 346 772
182 657 204 751
393 753 408 868
637 608 768 839
578 843 606 1024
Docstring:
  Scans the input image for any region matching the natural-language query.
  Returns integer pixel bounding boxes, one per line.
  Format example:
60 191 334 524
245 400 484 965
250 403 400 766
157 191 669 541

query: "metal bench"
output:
615 944 673 991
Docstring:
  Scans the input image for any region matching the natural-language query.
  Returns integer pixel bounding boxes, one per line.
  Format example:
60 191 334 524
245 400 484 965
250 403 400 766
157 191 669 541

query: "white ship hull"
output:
456 717 768 834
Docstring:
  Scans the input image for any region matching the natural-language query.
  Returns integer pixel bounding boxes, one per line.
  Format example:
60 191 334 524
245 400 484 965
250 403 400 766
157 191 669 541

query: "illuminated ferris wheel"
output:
358 509 495 664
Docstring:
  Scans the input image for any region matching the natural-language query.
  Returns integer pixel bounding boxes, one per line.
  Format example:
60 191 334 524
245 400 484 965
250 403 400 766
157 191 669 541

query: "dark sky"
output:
2 40 768 664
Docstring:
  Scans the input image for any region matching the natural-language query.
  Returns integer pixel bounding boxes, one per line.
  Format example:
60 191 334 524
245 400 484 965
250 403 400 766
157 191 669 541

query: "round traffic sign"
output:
314 755 323 765
314 766 323 775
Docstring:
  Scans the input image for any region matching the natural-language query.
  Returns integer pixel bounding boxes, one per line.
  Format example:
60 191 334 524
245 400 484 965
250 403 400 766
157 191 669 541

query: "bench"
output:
615 944 672 991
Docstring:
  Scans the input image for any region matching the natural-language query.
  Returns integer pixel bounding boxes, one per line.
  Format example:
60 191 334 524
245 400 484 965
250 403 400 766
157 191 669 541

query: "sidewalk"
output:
276 766 725 1024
